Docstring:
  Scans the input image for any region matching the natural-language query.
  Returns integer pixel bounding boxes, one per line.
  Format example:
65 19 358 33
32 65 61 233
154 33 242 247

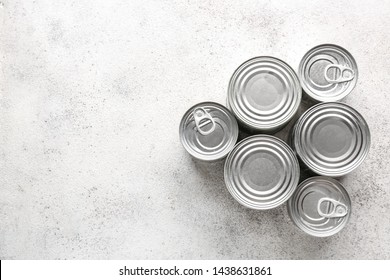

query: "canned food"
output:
179 102 239 161
224 135 300 210
227 57 301 133
299 44 358 102
292 102 370 177
288 176 351 237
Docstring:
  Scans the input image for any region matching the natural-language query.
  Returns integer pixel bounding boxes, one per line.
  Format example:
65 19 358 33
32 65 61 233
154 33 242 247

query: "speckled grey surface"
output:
1 0 390 259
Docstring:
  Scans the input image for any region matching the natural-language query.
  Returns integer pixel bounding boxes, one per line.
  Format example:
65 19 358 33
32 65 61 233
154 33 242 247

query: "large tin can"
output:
224 135 300 210
299 44 358 102
292 102 370 177
288 176 351 237
179 102 239 162
227 57 302 133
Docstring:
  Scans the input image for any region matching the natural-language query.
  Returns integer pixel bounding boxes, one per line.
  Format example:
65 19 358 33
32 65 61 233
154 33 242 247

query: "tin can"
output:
288 176 351 237
292 102 370 177
227 57 301 133
179 102 239 161
299 44 358 102
224 135 300 210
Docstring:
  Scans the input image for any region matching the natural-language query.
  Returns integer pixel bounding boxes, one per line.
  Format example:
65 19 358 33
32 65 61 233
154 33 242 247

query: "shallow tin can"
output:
227 56 302 133
179 102 239 162
299 44 358 102
224 135 300 210
287 176 351 237
292 102 370 177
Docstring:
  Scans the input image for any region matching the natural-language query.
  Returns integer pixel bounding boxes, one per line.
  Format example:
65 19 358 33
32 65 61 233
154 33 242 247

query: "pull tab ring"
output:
317 198 348 218
193 107 216 136
324 64 355 84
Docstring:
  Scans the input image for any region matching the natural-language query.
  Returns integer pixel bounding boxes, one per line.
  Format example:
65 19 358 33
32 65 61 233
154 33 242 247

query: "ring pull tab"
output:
193 107 216 136
317 198 348 218
324 64 355 84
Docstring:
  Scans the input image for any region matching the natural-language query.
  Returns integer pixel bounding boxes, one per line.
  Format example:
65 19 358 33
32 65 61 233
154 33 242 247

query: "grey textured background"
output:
1 0 389 259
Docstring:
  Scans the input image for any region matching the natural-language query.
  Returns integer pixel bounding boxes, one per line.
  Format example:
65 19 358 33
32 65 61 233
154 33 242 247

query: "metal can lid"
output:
227 57 301 132
288 176 351 237
299 44 358 102
179 102 238 161
224 135 300 210
293 102 370 177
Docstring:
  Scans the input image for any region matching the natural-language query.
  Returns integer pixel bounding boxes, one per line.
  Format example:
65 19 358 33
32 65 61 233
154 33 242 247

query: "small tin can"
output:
224 135 300 210
227 57 301 133
299 44 358 102
179 102 239 161
287 176 351 237
292 102 370 177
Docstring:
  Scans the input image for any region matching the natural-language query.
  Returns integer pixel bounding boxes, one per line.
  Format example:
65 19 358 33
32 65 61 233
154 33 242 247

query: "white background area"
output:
1 0 389 259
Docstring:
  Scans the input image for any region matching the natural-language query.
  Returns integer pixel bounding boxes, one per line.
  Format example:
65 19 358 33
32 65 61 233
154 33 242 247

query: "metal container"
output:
224 135 300 210
299 44 358 102
288 176 351 237
179 102 238 161
227 57 301 133
292 102 370 177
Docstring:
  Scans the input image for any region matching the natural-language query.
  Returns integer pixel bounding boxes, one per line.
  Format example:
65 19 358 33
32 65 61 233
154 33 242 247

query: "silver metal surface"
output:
193 107 216 136
179 102 239 161
288 176 351 237
224 135 300 210
292 102 370 177
227 56 301 133
299 44 358 102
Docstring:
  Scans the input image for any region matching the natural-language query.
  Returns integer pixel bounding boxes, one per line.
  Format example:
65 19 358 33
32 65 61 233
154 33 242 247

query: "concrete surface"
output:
1 0 390 259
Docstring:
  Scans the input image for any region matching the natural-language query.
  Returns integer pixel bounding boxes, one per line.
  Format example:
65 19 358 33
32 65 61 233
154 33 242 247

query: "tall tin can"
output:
299 44 358 102
227 57 302 133
288 176 351 237
292 102 370 177
224 135 300 210
179 102 239 162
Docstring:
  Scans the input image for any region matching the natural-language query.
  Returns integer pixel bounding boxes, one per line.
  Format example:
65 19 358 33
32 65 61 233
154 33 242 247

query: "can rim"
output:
298 43 358 102
287 176 352 237
224 134 300 210
227 56 302 131
179 101 239 161
293 102 371 176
